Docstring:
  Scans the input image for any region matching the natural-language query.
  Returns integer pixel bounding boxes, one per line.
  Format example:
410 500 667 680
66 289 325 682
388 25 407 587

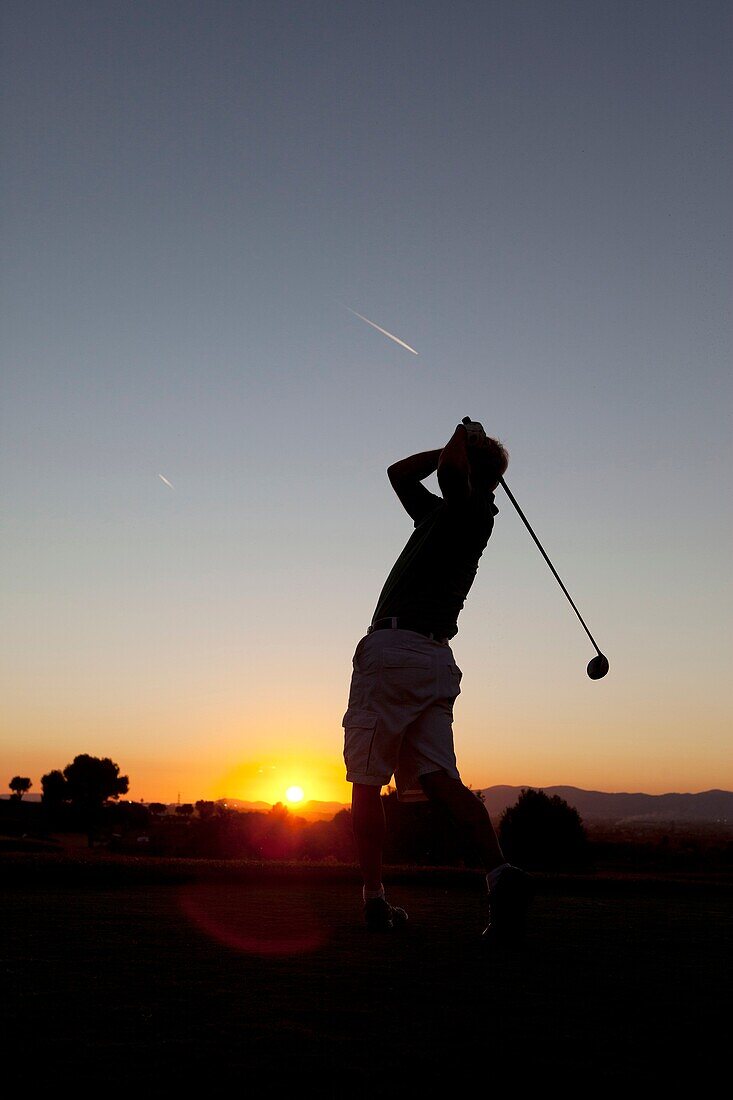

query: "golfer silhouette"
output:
342 418 533 941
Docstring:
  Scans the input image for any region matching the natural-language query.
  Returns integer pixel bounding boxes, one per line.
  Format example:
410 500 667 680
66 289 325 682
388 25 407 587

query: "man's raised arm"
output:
387 449 443 485
387 449 443 523
388 419 487 519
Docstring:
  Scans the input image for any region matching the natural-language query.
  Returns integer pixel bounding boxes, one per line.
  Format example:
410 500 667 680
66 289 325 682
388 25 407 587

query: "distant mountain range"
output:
4 787 730 823
216 798 347 822
218 787 733 823
476 786 733 823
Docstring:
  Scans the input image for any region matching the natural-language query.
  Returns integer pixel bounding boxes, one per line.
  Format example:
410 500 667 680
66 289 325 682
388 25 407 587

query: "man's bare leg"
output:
419 769 505 870
351 782 386 891
420 770 533 941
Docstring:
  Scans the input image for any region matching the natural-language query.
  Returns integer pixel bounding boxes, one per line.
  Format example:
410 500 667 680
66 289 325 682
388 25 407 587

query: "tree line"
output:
5 753 590 867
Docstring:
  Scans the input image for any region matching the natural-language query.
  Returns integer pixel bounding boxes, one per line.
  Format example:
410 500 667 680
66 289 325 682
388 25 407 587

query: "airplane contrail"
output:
345 306 419 355
158 474 174 489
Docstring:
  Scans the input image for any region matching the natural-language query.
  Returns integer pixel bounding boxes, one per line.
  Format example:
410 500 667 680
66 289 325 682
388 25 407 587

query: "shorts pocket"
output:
342 709 379 775
382 648 432 670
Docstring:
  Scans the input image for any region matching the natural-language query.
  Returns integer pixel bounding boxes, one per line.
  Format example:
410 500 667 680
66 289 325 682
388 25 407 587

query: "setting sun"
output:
285 786 305 804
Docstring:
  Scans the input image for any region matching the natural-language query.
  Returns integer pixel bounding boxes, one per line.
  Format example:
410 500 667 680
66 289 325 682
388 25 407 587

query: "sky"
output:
1 0 731 805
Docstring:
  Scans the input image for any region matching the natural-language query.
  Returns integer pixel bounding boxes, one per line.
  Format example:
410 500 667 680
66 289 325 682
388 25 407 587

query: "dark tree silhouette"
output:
175 803 194 817
104 799 151 836
195 800 216 820
148 802 167 816
9 776 32 801
63 755 128 805
41 769 69 804
498 787 588 869
62 755 129 847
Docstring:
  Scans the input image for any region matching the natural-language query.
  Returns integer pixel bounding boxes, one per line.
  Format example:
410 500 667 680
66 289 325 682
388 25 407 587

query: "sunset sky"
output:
2 1 731 805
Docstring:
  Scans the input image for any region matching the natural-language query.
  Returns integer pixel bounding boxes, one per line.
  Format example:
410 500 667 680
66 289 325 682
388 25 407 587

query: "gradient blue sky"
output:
2 0 731 802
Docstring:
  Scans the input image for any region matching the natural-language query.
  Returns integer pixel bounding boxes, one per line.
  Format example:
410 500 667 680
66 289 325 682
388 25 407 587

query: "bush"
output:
499 788 588 870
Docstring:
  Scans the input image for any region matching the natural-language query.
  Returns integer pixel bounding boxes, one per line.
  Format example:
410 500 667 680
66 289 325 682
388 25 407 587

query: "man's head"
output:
468 437 509 494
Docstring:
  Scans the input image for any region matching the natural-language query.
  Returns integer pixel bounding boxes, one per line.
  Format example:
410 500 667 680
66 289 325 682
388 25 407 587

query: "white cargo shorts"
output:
342 626 463 802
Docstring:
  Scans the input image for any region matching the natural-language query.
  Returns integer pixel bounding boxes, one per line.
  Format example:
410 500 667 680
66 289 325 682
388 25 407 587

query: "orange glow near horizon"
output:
6 742 730 807
6 713 731 808
179 883 327 955
207 755 352 807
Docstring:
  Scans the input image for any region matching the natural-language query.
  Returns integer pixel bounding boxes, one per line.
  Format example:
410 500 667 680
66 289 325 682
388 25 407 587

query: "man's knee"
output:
418 769 463 799
419 771 486 817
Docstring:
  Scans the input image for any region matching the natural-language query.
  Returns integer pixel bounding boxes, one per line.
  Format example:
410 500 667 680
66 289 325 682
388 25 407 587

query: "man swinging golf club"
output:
343 417 533 941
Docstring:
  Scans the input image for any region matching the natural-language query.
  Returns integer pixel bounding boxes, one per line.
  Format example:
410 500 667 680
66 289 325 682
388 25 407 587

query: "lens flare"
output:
178 883 327 956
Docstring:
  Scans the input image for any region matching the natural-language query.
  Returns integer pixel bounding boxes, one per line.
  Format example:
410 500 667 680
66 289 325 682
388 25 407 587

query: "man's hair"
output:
469 437 509 491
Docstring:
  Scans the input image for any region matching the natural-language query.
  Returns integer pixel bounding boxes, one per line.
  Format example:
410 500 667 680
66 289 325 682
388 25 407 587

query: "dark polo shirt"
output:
372 485 498 640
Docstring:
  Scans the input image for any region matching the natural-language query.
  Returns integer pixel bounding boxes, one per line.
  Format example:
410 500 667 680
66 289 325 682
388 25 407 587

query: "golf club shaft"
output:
499 477 603 656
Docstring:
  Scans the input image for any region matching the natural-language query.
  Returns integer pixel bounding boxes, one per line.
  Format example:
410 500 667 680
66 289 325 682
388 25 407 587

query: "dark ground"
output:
2 855 730 1092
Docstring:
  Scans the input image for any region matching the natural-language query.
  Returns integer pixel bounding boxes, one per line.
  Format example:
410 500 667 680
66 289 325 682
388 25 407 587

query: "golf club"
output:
498 476 609 680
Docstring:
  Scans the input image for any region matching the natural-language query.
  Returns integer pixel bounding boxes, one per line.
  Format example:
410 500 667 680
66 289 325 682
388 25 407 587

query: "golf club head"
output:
587 654 609 680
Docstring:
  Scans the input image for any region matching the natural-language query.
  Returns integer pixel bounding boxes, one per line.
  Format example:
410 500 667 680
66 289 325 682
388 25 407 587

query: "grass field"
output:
2 856 729 1092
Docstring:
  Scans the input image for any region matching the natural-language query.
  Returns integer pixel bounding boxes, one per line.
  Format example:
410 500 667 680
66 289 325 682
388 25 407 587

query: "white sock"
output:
363 883 386 902
486 863 512 893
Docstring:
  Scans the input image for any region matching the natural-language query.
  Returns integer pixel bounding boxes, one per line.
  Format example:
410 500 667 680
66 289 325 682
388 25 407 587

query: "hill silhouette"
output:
5 786 731 823
477 786 733 823
216 798 347 821
216 787 733 823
